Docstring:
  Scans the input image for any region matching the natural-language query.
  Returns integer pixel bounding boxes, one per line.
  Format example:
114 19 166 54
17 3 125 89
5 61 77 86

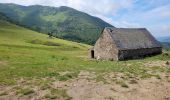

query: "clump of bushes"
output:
45 72 78 81
44 88 72 100
58 73 78 81
162 53 170 58
29 39 61 46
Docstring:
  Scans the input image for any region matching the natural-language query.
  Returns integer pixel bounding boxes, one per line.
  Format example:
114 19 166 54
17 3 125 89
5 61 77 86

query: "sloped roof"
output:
105 27 162 50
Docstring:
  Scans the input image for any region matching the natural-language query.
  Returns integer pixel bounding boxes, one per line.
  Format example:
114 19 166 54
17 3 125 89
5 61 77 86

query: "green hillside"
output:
0 18 89 49
0 15 91 83
0 3 113 44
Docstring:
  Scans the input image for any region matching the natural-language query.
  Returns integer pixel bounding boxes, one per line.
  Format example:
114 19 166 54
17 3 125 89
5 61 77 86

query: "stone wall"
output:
118 47 162 60
94 29 119 60
90 28 162 61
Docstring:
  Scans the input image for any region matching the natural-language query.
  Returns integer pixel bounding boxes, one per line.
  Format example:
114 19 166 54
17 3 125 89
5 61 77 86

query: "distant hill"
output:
0 12 9 21
157 36 170 43
161 42 170 50
0 3 114 44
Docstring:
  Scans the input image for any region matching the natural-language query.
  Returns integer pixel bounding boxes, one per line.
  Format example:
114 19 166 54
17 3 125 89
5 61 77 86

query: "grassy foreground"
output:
0 20 170 85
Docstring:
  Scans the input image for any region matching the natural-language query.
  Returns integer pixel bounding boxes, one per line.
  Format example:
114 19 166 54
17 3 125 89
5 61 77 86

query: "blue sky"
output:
0 0 170 37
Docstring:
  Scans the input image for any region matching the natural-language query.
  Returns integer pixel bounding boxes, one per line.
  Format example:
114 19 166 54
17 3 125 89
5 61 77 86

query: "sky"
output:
0 0 170 37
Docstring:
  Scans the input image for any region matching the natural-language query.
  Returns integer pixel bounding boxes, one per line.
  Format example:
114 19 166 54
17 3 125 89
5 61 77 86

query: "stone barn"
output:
89 27 162 61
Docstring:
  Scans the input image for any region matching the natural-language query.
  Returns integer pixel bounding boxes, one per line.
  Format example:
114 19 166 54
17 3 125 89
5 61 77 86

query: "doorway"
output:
91 50 94 58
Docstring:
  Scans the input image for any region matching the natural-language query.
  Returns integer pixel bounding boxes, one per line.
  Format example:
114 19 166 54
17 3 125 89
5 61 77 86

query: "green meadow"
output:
0 17 170 100
0 19 170 86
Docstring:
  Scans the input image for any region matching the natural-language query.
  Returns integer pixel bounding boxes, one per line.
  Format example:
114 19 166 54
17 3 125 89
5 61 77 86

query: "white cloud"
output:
0 0 133 16
141 4 170 20
149 24 170 37
113 21 141 28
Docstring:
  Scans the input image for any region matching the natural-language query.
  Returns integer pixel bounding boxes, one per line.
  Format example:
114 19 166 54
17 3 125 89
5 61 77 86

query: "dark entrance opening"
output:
91 50 94 58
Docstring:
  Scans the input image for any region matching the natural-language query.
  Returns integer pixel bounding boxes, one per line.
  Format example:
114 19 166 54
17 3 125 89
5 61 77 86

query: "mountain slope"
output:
0 13 89 50
0 12 8 20
0 3 114 44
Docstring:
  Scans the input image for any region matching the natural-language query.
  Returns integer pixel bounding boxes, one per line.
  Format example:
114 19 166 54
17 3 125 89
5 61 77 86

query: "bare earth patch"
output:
63 78 170 100
0 70 170 100
52 71 170 100
52 75 170 100
67 79 114 100
0 61 7 66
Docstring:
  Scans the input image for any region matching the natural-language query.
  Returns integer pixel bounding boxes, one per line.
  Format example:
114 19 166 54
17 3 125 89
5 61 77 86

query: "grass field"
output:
0 20 170 100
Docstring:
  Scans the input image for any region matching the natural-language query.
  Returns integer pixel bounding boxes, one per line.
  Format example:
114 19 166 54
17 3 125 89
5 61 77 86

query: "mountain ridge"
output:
0 3 114 44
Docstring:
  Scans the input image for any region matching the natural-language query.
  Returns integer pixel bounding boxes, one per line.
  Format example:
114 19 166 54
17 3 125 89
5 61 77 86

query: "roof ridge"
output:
105 27 146 30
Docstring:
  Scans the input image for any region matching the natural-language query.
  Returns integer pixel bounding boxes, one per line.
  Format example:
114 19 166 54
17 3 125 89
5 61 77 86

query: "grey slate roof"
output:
105 27 162 50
